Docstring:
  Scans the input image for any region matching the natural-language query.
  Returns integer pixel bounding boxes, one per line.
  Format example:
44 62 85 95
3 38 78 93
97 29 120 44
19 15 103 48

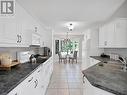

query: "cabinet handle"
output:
38 70 41 73
28 77 33 82
34 79 38 88
18 35 22 43
83 75 85 83
20 35 22 43
104 41 107 46
17 35 19 43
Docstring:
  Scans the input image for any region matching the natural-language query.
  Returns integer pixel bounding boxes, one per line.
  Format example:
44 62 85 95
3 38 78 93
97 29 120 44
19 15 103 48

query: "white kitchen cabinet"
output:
0 22 18 47
0 22 31 47
99 25 107 48
115 18 127 48
99 18 127 48
8 72 37 95
99 21 115 48
83 77 115 95
8 57 53 95
17 23 32 47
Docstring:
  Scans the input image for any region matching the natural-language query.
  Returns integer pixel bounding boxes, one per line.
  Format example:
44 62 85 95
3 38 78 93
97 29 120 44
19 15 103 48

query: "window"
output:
61 40 79 55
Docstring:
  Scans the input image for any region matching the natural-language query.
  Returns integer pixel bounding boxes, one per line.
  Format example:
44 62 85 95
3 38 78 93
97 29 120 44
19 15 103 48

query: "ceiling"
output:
17 0 125 34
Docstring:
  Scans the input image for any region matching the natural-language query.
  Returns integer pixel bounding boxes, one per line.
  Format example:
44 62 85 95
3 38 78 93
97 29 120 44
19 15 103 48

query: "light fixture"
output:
35 27 37 32
67 23 74 31
63 23 73 44
63 32 71 44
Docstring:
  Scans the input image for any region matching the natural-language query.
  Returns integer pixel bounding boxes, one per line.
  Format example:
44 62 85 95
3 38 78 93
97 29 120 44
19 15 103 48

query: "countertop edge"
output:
82 56 126 95
5 57 51 95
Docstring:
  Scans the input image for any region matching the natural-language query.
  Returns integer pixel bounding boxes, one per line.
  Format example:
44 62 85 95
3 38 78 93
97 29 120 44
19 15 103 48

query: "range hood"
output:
31 33 41 47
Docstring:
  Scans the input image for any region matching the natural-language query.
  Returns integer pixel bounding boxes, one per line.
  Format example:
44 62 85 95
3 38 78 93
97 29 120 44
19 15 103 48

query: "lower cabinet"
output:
83 77 115 95
8 57 53 95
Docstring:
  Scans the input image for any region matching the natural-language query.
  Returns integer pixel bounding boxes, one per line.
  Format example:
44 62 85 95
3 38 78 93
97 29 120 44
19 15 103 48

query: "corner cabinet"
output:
83 77 115 95
8 57 53 95
99 18 127 48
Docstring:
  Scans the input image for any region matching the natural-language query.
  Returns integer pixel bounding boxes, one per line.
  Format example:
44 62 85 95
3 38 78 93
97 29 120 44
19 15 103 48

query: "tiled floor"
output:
46 61 83 95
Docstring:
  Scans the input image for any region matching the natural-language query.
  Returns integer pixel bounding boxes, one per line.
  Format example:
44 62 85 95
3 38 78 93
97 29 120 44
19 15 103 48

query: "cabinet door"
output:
83 77 94 95
34 66 44 95
93 86 115 95
15 23 31 47
99 25 107 48
0 23 5 43
99 23 115 48
106 22 115 48
8 76 35 95
7 85 21 95
115 19 127 48
0 23 18 46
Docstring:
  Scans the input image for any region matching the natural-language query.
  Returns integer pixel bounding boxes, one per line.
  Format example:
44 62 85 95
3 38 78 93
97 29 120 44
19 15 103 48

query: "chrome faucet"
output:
119 56 127 72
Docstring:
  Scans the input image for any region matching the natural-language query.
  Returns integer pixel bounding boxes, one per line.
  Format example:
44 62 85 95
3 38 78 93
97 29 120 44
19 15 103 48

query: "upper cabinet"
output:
0 22 20 47
99 18 127 48
0 2 52 48
115 19 127 48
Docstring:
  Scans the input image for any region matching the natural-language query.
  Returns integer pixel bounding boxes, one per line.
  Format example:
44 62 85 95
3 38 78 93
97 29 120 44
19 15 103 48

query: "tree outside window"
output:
61 40 79 54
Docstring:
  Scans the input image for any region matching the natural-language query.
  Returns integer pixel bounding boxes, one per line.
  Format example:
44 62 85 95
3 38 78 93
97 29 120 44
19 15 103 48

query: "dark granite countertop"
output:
82 56 127 95
0 58 49 95
90 56 117 62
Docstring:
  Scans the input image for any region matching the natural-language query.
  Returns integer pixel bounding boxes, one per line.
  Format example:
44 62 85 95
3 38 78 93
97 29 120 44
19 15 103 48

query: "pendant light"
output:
63 23 74 44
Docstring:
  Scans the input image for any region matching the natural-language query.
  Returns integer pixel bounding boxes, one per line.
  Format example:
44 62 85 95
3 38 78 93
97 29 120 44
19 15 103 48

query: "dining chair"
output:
58 52 67 64
69 51 78 63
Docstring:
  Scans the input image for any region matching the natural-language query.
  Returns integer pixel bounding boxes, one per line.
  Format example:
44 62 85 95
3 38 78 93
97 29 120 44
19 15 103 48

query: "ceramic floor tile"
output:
47 61 83 95
57 89 69 95
46 89 57 95
57 82 68 89
69 89 83 95
68 82 83 89
67 78 82 83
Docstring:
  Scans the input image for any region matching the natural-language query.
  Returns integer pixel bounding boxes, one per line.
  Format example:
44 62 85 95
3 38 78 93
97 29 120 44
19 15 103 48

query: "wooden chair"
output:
58 52 67 64
69 51 78 63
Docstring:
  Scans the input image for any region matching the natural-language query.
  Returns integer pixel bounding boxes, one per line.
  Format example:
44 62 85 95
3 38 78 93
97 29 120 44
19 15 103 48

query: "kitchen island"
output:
82 56 127 95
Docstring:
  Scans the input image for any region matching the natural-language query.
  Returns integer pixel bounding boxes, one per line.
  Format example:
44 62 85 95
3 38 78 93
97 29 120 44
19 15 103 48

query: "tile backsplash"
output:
0 47 44 60
104 48 127 57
